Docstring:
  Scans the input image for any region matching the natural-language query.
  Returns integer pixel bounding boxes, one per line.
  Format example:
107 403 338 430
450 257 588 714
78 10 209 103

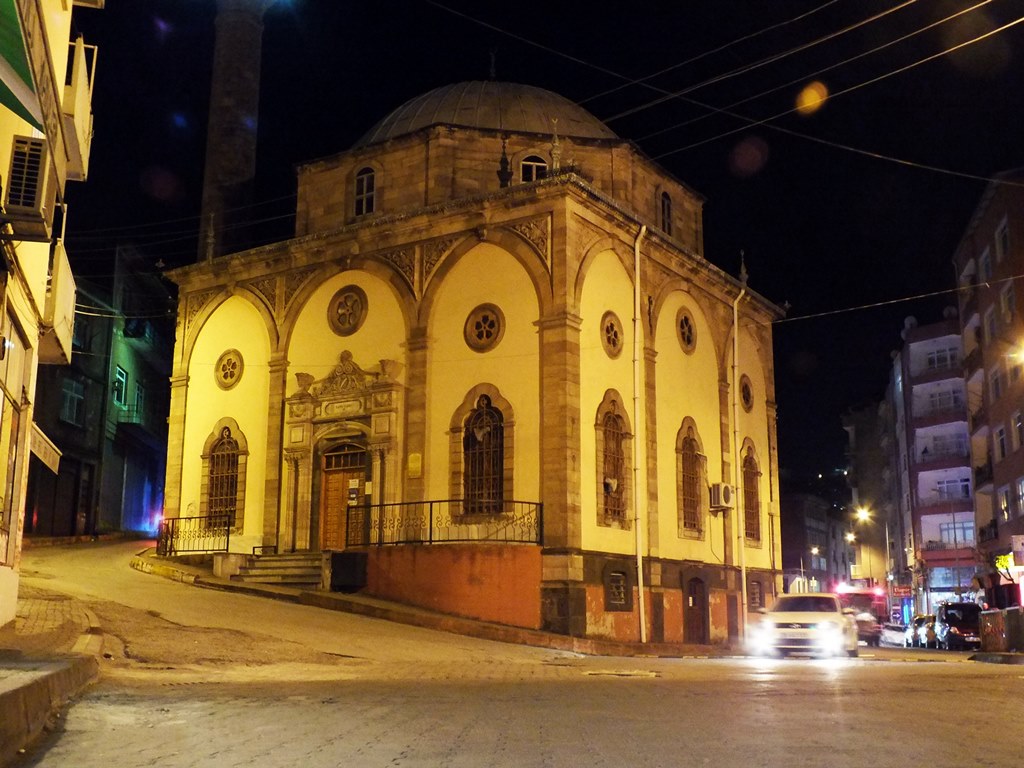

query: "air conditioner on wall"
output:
2 135 57 242
710 482 735 509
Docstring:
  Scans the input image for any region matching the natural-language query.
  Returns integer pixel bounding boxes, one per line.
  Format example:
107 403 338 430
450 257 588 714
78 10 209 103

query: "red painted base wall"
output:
365 544 543 629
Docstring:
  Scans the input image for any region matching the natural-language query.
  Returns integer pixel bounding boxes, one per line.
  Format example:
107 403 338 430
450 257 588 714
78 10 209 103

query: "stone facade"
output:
165 82 783 643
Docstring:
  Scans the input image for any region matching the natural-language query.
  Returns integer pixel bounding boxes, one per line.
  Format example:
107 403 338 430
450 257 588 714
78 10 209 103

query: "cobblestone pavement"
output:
0 585 94 659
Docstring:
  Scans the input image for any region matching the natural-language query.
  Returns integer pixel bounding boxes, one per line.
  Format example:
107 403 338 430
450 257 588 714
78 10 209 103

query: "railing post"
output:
429 501 434 544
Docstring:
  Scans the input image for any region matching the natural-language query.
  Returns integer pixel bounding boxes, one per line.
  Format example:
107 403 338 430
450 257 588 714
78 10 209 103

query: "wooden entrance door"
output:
684 577 709 644
320 445 366 551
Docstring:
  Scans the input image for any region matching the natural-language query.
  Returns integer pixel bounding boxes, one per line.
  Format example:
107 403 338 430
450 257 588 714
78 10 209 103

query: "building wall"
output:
0 0 100 626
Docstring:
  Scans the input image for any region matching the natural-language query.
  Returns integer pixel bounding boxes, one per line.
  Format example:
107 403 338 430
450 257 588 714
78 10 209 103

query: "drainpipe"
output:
633 224 647 643
732 262 748 641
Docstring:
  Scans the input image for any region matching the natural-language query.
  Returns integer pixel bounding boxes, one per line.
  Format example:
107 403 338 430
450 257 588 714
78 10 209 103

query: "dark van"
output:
934 602 981 650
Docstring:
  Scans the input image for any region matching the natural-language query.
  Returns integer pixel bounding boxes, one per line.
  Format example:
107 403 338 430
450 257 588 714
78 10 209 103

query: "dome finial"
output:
497 136 512 188
551 118 561 171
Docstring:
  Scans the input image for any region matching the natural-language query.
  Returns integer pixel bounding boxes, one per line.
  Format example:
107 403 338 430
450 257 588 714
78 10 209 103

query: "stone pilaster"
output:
163 372 189 519
262 354 289 547
404 328 428 501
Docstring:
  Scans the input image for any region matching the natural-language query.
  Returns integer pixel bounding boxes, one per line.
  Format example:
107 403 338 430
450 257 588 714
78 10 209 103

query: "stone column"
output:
404 328 428 501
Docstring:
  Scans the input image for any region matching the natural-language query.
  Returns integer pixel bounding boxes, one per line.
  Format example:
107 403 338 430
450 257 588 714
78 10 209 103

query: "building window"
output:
676 307 696 354
1016 477 1024 518
740 374 754 412
215 349 244 390
1001 282 1016 324
995 219 1010 263
59 378 85 426
748 580 763 610
742 446 761 541
354 167 375 216
998 485 1011 522
995 425 1008 462
979 248 992 281
936 476 971 500
520 155 548 182
603 564 633 611
939 518 975 546
464 304 504 352
984 307 997 344
678 424 703 535
600 311 624 359
208 426 241 528
134 382 145 423
596 394 631 528
990 366 1003 402
660 192 672 236
463 395 504 514
926 347 958 370
1013 411 1024 451
112 366 127 408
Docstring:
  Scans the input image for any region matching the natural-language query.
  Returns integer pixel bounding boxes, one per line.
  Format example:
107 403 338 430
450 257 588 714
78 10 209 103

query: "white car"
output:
749 593 859 658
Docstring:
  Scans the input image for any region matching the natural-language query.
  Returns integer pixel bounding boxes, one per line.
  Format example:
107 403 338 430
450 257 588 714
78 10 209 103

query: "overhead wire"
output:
655 12 1024 159
604 0 920 123
638 0 996 142
578 0 842 105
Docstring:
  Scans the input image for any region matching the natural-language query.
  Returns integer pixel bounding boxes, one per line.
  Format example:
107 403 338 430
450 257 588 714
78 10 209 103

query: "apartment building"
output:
955 168 1024 609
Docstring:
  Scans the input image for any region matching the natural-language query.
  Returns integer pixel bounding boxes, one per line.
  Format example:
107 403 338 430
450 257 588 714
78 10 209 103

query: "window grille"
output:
680 433 701 532
743 449 761 541
463 395 503 514
209 427 240 527
602 411 626 522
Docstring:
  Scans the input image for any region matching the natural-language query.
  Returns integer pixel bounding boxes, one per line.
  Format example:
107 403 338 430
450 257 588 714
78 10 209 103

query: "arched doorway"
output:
684 577 709 644
319 443 367 551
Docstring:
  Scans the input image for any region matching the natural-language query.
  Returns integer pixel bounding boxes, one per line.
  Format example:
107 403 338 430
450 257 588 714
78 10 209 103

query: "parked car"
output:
749 593 859 658
934 602 982 650
904 614 936 648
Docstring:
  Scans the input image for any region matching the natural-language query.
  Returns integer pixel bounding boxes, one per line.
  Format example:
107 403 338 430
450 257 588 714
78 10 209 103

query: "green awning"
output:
0 0 42 129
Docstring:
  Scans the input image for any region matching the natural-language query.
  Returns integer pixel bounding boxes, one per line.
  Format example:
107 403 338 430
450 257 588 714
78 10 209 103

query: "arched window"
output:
354 167 375 216
660 191 673 236
463 395 504 514
678 425 703 535
743 446 761 541
521 155 548 183
209 426 241 528
596 393 631 528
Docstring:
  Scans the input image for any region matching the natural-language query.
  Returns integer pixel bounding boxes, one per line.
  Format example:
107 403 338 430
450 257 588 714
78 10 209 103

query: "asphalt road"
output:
14 542 1023 768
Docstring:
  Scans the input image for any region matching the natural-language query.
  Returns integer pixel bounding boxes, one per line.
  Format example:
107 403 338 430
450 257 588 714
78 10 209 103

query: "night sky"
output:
64 1 1024 486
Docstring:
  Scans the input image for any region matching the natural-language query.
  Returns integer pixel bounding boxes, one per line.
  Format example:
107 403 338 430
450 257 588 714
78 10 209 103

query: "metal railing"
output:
156 514 231 555
346 499 543 547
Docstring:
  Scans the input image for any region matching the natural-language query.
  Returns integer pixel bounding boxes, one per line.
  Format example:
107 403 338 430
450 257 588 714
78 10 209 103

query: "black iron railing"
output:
156 514 231 555
346 499 543 547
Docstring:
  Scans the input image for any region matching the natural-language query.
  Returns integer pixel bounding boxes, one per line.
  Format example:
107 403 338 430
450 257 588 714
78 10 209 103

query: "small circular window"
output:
740 374 754 412
328 285 368 337
215 349 243 390
676 307 696 354
601 311 623 359
464 303 505 352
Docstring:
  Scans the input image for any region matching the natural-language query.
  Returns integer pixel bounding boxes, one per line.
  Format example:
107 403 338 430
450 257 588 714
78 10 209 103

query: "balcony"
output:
913 449 970 472
38 240 76 365
961 286 979 322
962 346 982 377
970 404 988 434
978 519 998 544
912 403 967 429
910 362 963 386
62 37 98 182
974 461 994 490
916 495 973 516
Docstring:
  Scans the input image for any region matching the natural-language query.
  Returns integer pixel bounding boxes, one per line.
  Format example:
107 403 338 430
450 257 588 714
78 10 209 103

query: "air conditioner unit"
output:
2 135 57 242
710 482 735 509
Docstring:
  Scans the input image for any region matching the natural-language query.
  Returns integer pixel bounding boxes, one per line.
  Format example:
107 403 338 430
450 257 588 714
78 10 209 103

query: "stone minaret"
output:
198 0 275 261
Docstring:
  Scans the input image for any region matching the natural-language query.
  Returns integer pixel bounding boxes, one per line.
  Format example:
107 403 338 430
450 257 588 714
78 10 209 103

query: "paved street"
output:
13 542 1024 767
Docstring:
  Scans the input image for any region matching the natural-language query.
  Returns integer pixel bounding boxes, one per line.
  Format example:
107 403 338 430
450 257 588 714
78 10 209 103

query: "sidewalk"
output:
0 585 102 766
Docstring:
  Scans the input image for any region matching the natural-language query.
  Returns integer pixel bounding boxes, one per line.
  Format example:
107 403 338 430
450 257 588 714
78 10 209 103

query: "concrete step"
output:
230 552 323 587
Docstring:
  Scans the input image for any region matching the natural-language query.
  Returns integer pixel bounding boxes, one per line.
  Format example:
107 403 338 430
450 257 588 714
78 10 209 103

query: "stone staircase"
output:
229 551 323 588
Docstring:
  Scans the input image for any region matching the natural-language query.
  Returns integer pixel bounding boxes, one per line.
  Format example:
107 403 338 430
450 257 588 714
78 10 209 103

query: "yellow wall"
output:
653 289 725 561
286 270 408 385
425 242 541 502
736 326 776 571
181 295 270 539
579 248 639 555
